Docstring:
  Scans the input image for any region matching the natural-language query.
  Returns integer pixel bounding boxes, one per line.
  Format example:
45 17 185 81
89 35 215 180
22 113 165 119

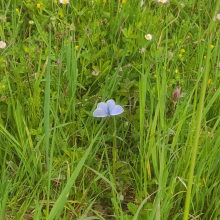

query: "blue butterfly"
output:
93 99 124 117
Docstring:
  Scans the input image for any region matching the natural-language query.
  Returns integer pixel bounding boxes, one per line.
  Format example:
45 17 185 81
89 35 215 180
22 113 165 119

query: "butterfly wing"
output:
93 100 123 117
109 105 124 116
106 100 115 113
93 108 108 117
97 102 108 114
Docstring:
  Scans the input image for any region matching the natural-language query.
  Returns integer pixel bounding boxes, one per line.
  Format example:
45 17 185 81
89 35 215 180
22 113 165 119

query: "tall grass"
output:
1 0 220 219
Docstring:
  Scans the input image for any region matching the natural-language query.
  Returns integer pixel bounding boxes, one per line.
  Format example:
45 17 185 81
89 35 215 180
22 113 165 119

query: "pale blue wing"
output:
106 100 115 113
93 108 108 117
109 105 124 116
97 102 108 115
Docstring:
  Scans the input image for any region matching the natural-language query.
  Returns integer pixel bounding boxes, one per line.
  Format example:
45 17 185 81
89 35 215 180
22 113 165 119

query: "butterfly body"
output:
93 100 124 117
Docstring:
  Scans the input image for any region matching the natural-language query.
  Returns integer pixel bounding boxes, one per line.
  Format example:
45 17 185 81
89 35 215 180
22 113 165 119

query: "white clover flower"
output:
216 14 220 20
139 47 145 53
50 16 56 21
157 0 168 3
0 41 6 48
29 20 34 25
119 195 124 201
168 50 173 59
59 0 69 4
92 70 101 76
145 34 152 41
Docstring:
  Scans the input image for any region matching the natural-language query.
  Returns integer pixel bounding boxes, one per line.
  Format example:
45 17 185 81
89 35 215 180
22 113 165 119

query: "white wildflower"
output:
0 41 6 48
145 34 152 41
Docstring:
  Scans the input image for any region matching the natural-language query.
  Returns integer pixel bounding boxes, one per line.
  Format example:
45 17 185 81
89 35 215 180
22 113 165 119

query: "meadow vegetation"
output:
1 0 220 219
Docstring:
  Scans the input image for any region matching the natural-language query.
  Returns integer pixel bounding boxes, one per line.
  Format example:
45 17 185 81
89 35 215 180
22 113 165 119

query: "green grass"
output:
1 0 220 219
